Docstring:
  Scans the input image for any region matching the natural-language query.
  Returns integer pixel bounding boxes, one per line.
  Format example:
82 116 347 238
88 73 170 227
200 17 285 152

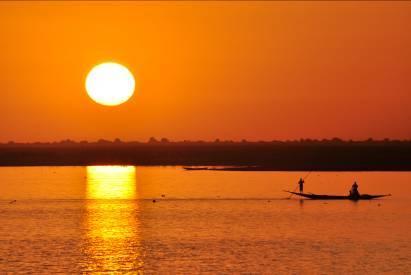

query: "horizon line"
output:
2 137 411 145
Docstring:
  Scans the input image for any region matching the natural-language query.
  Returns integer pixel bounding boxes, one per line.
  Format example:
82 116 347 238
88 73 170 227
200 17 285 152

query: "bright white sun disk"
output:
86 62 135 106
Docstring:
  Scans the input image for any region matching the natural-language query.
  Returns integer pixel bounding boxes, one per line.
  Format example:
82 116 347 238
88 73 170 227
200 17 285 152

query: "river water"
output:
0 166 409 273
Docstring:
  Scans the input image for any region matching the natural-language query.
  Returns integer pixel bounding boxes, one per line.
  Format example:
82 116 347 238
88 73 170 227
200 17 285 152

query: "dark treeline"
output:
1 138 411 170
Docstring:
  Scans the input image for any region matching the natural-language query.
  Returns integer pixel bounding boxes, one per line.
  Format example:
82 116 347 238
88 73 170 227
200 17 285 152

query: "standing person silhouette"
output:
298 178 304 193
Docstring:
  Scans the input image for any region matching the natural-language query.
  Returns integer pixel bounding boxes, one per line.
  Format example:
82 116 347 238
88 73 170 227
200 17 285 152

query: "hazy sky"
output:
1 2 410 142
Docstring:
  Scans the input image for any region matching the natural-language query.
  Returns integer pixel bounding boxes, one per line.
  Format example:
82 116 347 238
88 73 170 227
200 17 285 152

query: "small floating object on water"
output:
9 200 17 204
152 199 156 203
161 194 165 198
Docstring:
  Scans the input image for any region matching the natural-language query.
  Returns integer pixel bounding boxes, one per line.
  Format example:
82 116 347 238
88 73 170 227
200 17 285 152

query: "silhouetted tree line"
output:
1 137 411 169
2 137 411 146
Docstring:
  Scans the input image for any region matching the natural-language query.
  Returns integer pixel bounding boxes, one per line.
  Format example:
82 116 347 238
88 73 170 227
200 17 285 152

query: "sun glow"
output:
84 165 142 271
85 62 135 106
86 165 136 199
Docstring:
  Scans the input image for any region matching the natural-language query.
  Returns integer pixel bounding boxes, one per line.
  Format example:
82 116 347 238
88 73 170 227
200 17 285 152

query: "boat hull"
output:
286 191 391 200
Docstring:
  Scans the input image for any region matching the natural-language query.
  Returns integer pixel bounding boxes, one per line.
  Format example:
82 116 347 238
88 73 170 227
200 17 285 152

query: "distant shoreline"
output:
0 164 411 172
0 165 410 172
183 166 411 172
0 141 410 170
0 164 409 172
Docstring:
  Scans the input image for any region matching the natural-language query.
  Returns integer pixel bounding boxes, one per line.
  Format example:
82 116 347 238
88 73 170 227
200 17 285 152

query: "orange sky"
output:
1 1 410 142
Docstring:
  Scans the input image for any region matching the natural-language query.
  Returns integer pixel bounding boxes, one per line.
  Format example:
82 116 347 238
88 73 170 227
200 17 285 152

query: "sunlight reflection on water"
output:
86 166 136 199
83 166 143 272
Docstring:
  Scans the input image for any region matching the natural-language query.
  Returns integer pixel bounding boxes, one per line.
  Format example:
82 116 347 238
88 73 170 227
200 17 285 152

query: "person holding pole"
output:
298 178 304 193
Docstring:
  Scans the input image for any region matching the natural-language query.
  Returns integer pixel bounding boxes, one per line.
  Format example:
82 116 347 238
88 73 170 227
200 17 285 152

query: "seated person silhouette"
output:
349 181 360 198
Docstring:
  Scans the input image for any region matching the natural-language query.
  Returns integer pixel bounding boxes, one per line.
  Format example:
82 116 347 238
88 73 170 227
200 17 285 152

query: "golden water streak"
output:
86 166 136 199
84 166 142 272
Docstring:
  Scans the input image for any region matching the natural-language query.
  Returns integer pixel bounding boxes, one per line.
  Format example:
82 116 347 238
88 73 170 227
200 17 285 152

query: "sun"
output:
86 62 135 106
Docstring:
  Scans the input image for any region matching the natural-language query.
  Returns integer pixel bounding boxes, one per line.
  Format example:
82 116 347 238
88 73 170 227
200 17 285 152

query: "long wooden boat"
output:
285 191 391 200
183 167 210 171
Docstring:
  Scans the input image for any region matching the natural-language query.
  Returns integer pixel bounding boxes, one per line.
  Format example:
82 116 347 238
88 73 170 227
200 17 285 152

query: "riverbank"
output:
1 141 411 170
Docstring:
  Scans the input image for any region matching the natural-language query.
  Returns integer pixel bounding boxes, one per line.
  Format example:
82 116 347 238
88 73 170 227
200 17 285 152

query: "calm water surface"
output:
0 166 410 273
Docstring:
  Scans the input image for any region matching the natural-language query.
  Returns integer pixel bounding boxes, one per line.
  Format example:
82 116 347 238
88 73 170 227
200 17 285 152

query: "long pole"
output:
287 171 312 199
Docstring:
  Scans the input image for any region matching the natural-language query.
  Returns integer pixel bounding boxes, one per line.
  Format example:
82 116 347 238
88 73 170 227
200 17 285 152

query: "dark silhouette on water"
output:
287 172 312 199
285 191 391 200
349 181 360 199
285 179 391 200
298 178 304 192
